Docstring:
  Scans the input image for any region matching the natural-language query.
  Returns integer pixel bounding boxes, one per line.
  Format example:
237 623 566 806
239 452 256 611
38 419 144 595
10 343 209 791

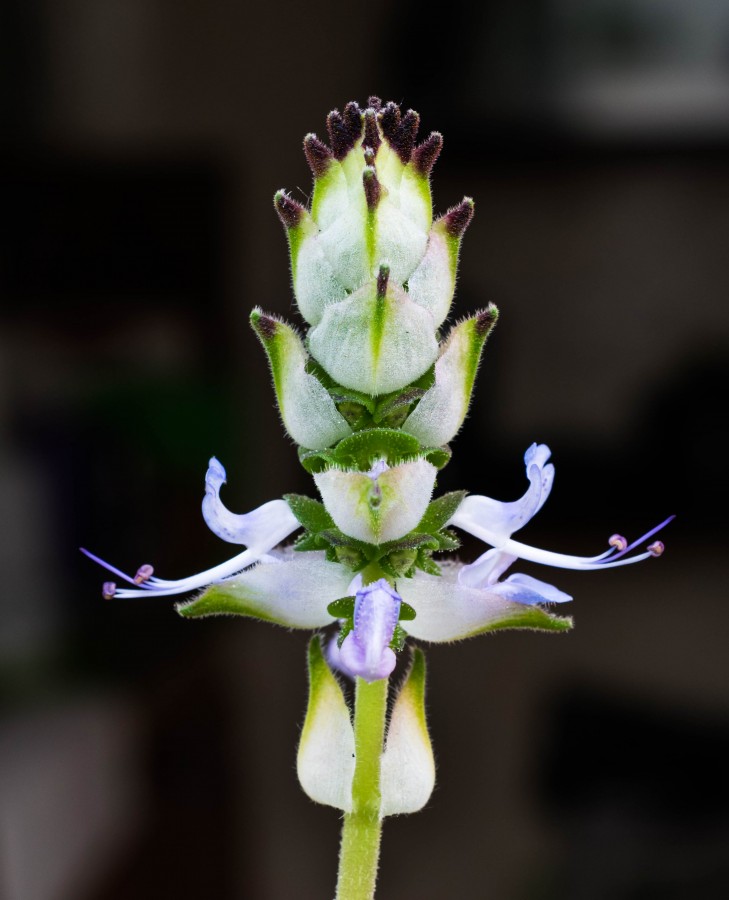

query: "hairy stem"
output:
335 675 388 900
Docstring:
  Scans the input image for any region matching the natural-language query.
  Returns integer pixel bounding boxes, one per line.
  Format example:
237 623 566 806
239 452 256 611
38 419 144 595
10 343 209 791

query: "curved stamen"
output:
82 544 268 599
608 534 628 552
497 514 674 572
500 539 657 571
80 548 139 586
608 515 675 560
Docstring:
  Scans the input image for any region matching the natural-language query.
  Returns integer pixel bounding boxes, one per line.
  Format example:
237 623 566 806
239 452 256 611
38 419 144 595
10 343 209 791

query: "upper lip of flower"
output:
450 442 674 573
81 456 301 598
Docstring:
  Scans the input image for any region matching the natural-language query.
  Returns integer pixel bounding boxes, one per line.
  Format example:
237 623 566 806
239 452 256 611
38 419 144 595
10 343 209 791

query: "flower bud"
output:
339 579 401 683
314 457 437 545
250 308 352 450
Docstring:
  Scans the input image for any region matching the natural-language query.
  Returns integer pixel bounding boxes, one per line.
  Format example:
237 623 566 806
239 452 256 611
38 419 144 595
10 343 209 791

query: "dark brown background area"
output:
1 2 728 898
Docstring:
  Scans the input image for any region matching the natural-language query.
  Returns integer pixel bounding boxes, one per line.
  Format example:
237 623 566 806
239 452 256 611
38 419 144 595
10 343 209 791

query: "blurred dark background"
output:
1 1 728 898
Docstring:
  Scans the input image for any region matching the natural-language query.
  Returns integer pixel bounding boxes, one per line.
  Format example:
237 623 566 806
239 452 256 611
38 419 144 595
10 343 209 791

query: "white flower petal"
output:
450 443 554 547
457 548 518 588
202 457 301 545
491 573 572 605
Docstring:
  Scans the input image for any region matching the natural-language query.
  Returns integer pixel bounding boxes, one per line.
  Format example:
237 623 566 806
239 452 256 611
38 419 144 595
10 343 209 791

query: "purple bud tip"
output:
102 581 116 600
475 304 498 337
363 108 381 153
250 309 278 341
274 190 305 228
648 541 665 557
397 109 420 159
412 132 443 176
609 533 628 552
327 105 363 160
376 264 390 298
443 197 475 238
134 564 154 585
343 100 363 133
303 133 333 178
379 101 401 143
367 95 383 111
363 167 381 210
379 102 419 164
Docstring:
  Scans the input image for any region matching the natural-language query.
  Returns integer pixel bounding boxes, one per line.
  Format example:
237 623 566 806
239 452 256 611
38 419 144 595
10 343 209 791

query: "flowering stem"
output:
335 674 388 900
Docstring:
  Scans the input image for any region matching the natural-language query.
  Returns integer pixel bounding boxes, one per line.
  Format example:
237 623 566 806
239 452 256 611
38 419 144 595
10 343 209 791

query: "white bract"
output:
313 457 437 545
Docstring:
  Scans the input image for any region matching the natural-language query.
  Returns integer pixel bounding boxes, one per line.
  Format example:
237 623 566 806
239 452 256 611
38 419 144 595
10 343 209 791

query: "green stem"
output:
335 675 389 900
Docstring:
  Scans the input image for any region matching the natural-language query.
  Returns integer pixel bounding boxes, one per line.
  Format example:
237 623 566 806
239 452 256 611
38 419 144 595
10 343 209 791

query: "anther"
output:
608 534 628 552
102 581 116 600
363 147 375 166
648 541 665 557
134 564 154 584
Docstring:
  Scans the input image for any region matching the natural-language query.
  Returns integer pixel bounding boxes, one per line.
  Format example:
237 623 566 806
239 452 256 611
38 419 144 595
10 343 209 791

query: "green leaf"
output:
422 445 451 469
293 532 327 552
380 533 439 554
332 428 423 469
298 446 339 474
327 596 355 617
399 601 417 621
415 551 442 576
390 623 409 651
284 493 335 532
415 491 467 533
434 528 460 551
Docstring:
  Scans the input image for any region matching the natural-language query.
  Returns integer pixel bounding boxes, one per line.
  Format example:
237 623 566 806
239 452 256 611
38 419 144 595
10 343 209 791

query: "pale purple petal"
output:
202 457 299 547
457 548 518 588
450 443 554 547
338 579 401 682
491 572 572 605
